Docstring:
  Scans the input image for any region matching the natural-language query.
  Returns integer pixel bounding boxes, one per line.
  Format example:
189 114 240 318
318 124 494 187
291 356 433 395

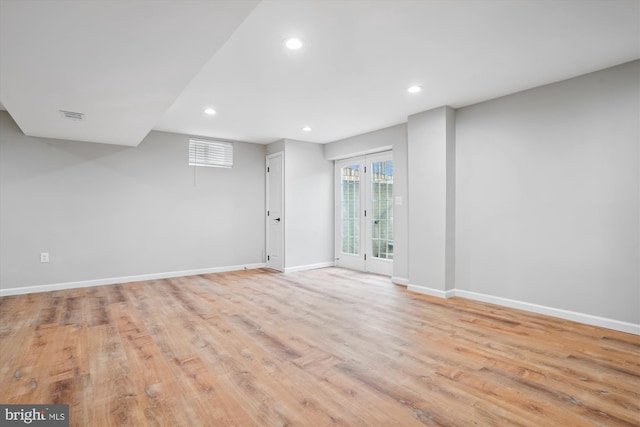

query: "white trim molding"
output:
391 276 409 286
0 263 266 297
405 284 639 335
284 261 335 274
455 289 640 336
324 145 393 161
407 283 456 299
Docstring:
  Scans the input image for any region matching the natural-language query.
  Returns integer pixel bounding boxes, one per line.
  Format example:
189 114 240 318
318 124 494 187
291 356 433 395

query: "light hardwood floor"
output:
1 268 638 426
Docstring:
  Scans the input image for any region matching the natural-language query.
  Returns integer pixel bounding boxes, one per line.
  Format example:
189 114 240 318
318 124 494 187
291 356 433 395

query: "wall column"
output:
407 106 455 296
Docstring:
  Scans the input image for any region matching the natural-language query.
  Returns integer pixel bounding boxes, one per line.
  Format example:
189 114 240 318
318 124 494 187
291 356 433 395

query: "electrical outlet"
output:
40 252 49 263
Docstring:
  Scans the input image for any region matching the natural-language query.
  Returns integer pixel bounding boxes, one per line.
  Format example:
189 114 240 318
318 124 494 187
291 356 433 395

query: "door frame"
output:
266 151 284 272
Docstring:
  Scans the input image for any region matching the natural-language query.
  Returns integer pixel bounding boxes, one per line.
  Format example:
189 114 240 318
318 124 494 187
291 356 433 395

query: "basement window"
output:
189 138 233 168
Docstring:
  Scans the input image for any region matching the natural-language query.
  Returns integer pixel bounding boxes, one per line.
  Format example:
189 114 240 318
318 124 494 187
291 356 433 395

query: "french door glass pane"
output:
371 160 393 260
341 165 360 254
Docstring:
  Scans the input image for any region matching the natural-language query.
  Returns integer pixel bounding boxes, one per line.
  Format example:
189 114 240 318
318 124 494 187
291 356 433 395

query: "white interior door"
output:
335 152 393 276
266 152 284 271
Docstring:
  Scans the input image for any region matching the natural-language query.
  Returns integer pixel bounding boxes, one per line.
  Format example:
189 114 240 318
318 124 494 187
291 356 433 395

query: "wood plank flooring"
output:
1 267 639 426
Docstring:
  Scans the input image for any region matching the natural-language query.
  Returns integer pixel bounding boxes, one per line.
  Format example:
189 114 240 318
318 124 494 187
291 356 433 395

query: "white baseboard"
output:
407 283 456 299
5 265 636 336
406 284 638 335
284 261 335 274
0 263 267 297
391 277 409 286
455 289 640 336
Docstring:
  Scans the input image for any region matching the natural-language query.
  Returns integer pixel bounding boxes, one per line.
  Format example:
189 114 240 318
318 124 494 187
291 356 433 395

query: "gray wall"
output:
266 139 334 270
284 140 334 269
265 139 284 156
407 107 455 292
324 124 409 280
455 60 640 324
0 111 266 289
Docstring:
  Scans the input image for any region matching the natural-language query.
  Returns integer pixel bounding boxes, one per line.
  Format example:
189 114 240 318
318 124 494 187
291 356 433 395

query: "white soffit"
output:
155 0 640 144
0 0 259 146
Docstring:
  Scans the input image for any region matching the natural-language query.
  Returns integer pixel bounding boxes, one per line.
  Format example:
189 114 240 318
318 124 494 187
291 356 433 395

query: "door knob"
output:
274 217 281 222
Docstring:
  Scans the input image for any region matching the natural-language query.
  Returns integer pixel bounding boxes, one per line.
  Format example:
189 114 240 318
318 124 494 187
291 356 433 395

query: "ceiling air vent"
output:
59 110 85 121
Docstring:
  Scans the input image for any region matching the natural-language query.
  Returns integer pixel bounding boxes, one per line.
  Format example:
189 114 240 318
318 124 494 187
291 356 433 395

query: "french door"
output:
335 152 393 276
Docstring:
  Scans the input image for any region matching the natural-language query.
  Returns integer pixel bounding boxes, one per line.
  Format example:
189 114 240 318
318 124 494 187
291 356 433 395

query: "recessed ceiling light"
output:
302 126 312 132
204 108 216 115
407 85 422 94
285 37 303 50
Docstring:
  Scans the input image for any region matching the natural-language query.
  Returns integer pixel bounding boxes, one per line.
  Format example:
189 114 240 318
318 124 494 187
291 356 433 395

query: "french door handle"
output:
274 217 281 222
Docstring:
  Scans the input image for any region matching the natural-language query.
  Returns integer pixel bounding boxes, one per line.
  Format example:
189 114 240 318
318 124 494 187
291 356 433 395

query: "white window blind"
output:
189 138 233 168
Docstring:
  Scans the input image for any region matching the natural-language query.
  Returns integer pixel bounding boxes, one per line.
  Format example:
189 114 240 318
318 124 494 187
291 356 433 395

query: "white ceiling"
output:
0 0 259 146
1 0 639 147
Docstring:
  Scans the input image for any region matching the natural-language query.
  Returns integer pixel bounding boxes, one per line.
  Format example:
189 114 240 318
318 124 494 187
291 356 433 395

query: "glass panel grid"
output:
371 160 393 260
341 165 360 255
